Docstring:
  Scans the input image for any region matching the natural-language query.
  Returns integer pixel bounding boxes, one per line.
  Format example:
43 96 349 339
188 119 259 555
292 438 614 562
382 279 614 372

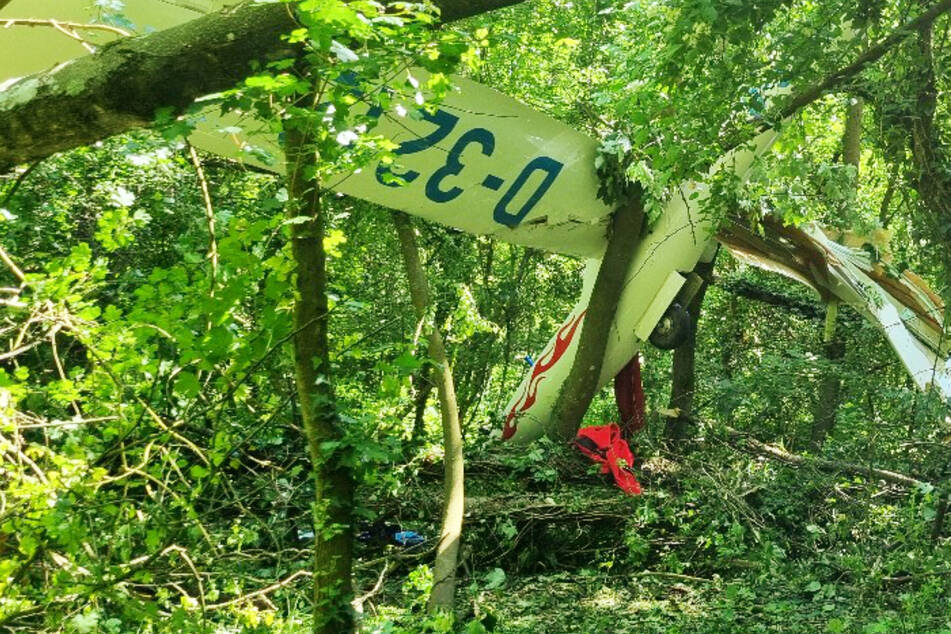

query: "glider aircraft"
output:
2 0 949 449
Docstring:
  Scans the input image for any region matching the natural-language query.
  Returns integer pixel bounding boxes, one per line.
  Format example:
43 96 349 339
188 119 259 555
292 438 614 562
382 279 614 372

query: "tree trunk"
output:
0 0 526 172
809 97 860 451
284 127 354 634
665 256 716 444
392 212 465 613
842 97 864 172
808 301 844 451
931 494 947 542
548 190 645 441
907 22 951 272
411 368 435 443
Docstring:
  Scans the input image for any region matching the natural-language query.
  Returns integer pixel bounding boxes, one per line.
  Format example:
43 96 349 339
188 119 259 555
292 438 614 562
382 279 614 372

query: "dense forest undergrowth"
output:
1 130 950 632
2 0 951 631
360 435 951 633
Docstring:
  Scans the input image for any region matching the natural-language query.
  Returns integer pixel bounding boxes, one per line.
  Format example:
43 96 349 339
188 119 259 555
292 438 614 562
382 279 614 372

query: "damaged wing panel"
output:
1 2 615 257
722 221 951 399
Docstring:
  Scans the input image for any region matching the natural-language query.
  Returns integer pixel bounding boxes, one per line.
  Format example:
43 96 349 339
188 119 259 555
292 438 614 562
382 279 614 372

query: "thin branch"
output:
883 570 951 583
0 243 24 283
353 562 390 613
166 545 207 618
0 339 41 361
879 162 900 227
16 416 118 430
1 435 49 484
1 18 131 38
187 144 218 291
78 338 211 467
636 570 712 583
0 296 25 308
1 160 40 207
206 569 313 609
50 328 82 418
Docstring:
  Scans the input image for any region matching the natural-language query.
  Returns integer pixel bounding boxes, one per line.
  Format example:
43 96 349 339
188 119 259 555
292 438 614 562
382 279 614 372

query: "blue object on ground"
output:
393 530 425 546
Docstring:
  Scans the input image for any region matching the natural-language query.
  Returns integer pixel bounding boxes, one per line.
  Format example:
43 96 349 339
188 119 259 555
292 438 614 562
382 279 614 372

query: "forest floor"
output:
360 438 951 634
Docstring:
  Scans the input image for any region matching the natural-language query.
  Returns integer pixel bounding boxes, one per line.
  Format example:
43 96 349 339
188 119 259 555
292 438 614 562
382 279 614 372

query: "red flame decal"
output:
502 310 586 439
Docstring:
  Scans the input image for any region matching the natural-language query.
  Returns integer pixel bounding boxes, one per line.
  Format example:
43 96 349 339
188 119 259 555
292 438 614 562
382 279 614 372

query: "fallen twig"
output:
719 424 936 492
206 569 312 609
636 570 712 583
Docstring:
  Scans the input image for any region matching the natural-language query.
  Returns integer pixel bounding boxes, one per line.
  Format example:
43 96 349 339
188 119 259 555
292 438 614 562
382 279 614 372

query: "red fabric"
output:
614 354 646 437
574 424 642 495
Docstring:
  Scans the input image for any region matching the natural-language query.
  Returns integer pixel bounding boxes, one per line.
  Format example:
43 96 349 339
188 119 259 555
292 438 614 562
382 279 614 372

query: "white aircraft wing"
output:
0 1 614 257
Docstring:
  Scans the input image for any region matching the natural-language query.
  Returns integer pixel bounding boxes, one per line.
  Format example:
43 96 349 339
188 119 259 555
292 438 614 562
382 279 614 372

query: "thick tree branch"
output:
0 0 524 173
775 0 951 122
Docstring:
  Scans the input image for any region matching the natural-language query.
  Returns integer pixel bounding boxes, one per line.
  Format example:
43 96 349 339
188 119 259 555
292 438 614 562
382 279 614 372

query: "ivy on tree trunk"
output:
284 126 355 634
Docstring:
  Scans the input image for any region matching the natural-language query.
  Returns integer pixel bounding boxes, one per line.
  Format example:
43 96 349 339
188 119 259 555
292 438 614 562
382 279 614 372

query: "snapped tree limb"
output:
719 424 937 493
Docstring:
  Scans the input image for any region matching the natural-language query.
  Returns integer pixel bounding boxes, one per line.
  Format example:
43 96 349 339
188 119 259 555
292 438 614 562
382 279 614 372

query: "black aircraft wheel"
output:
649 302 692 350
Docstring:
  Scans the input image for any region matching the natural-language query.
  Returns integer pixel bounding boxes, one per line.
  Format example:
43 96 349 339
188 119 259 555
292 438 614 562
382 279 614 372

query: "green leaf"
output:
483 567 506 590
69 611 100 634
173 371 201 398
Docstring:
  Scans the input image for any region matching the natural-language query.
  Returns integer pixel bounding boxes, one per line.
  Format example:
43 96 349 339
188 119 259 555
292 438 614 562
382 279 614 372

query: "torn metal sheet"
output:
722 222 951 399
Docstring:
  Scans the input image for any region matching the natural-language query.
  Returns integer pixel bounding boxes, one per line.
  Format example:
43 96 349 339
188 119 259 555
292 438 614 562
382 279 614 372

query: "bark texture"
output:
0 2 295 172
284 127 354 633
0 0 525 173
392 212 465 613
842 97 864 172
548 191 645 441
665 257 716 443
907 22 951 271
